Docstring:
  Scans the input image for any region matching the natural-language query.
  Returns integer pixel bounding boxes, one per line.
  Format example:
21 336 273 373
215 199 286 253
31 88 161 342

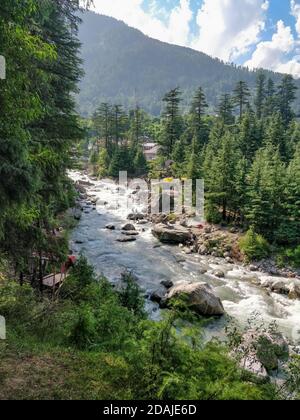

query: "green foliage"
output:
0 0 83 271
97 148 110 177
239 229 270 262
277 246 300 269
118 272 146 318
0 259 283 400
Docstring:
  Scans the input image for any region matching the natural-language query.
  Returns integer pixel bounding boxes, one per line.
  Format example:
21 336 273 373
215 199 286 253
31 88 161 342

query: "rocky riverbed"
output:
68 170 300 348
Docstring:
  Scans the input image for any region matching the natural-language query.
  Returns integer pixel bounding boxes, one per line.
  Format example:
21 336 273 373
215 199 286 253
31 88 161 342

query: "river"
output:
69 171 300 345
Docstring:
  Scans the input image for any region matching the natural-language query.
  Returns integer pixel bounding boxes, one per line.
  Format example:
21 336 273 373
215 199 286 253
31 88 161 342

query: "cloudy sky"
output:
90 0 300 78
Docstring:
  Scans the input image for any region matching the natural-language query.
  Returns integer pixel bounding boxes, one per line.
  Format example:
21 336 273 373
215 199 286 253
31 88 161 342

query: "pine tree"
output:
134 147 148 176
246 144 285 239
238 112 262 161
93 103 112 152
276 145 300 244
112 105 127 146
185 137 202 180
233 81 251 119
276 75 298 128
205 132 240 221
131 105 143 147
160 88 183 158
190 87 208 146
254 72 266 119
263 78 277 117
217 94 235 125
265 113 287 159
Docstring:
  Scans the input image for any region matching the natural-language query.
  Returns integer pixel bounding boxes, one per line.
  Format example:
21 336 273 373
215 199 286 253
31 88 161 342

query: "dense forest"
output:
90 73 300 266
78 11 300 116
1 1 300 401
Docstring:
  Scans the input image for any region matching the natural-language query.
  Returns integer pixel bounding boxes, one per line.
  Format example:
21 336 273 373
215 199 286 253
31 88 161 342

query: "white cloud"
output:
91 0 193 47
245 2 300 78
291 0 300 37
191 0 269 61
90 0 300 78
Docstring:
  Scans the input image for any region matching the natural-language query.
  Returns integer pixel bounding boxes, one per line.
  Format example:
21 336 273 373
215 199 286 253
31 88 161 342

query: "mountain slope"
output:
78 11 299 116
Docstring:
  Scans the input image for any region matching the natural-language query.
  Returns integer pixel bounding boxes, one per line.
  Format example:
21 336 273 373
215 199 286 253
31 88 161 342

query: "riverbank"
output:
2 255 288 400
69 170 300 348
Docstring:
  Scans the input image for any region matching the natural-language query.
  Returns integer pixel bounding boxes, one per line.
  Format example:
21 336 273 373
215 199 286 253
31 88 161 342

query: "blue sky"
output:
91 0 300 77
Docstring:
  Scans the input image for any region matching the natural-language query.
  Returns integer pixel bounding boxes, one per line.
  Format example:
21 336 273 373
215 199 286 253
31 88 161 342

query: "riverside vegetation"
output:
1 256 300 400
1 1 300 400
89 77 300 269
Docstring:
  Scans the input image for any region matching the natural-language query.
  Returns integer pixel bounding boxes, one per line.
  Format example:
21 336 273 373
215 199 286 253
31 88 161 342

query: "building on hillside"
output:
142 142 159 161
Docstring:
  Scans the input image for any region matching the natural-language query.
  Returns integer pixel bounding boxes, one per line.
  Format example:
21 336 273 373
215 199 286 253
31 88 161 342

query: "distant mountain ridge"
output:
77 11 300 116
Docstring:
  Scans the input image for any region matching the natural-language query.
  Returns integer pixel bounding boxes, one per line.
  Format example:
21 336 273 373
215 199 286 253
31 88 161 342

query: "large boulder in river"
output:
152 224 192 244
162 281 225 317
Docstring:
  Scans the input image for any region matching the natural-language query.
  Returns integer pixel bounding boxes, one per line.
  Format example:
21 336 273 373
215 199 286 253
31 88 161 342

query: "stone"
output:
122 223 136 231
198 245 208 255
105 224 115 230
73 208 82 221
150 287 166 303
160 280 174 289
152 224 192 244
249 265 258 272
288 280 300 300
213 270 225 278
116 236 137 243
162 281 225 317
240 355 269 380
237 330 289 374
271 280 290 295
225 257 234 264
127 213 145 221
204 226 212 234
175 256 186 264
121 231 139 236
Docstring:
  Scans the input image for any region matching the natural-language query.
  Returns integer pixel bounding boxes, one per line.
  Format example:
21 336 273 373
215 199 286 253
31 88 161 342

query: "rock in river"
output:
152 224 192 244
160 280 174 289
236 330 289 375
162 281 225 317
122 223 136 231
121 231 139 236
116 236 137 243
106 224 115 230
127 213 145 221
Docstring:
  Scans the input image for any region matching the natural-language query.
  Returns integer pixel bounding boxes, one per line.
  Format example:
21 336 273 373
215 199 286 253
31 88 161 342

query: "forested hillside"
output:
77 11 300 116
90 74 300 265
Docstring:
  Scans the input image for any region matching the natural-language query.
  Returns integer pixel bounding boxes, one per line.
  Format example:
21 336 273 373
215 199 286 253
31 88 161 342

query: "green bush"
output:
277 246 300 269
205 200 222 224
239 228 270 261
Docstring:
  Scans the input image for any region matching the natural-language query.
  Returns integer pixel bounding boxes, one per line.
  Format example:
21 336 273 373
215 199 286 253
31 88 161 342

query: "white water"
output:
70 171 300 345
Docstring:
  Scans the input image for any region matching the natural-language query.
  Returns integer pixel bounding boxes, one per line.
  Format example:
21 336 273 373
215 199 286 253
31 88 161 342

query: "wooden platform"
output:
42 273 65 288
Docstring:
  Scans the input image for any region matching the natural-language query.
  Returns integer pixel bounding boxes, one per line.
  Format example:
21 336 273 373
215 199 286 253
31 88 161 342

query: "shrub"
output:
118 272 146 319
277 246 300 269
205 199 222 224
239 228 270 262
